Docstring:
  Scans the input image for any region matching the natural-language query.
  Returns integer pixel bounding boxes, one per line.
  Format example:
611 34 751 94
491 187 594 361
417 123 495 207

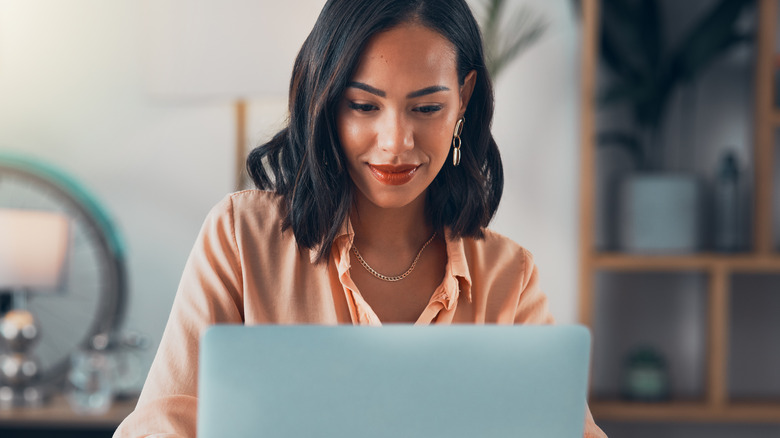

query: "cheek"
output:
337 115 372 158
416 120 455 155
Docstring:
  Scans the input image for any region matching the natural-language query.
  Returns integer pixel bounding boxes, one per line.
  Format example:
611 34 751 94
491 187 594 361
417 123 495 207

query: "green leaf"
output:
599 81 645 108
490 9 547 78
599 0 657 84
597 130 644 166
637 0 662 67
478 0 547 79
600 24 644 84
480 0 504 62
672 0 754 82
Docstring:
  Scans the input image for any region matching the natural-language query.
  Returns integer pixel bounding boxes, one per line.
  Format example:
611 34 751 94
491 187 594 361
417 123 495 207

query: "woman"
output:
115 0 606 436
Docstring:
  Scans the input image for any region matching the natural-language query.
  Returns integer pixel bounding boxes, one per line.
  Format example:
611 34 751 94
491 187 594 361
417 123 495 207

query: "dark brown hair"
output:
247 0 503 262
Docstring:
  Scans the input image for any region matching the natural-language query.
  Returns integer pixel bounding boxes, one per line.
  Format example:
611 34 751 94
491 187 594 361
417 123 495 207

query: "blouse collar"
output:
311 219 473 304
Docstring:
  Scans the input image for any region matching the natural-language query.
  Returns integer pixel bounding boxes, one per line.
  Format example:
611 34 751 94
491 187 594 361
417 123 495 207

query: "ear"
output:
458 70 477 117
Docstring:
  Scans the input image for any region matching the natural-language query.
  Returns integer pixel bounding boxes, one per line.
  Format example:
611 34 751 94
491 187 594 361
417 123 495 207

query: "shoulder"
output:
202 190 289 245
211 189 284 215
206 190 285 226
465 228 534 269
459 228 537 290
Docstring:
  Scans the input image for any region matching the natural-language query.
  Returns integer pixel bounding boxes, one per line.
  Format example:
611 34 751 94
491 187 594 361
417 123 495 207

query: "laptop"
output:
197 325 591 438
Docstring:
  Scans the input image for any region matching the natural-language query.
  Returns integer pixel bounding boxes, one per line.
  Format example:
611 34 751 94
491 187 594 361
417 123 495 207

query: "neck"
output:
350 191 434 254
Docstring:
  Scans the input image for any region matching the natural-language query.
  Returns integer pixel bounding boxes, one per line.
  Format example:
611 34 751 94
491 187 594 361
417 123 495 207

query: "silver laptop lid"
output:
198 325 591 438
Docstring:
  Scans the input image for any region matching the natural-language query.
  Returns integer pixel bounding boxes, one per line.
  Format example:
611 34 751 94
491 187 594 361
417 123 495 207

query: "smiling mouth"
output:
367 164 420 185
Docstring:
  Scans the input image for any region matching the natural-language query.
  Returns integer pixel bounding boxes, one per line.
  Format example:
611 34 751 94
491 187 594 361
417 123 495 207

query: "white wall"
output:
0 0 235 387
0 0 581 389
487 0 580 325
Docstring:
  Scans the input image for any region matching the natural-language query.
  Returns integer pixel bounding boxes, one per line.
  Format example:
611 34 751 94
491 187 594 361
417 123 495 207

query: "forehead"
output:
349 23 458 88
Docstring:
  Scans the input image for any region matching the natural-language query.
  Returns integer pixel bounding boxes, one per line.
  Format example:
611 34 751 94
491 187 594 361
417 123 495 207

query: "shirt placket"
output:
416 273 460 325
333 236 382 326
331 228 471 326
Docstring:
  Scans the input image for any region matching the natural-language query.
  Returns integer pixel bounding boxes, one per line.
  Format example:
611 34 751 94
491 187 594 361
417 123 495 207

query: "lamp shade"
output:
0 209 69 290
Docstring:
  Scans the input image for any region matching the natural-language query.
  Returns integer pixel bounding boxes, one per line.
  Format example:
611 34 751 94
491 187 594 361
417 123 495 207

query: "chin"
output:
359 186 426 210
365 194 417 210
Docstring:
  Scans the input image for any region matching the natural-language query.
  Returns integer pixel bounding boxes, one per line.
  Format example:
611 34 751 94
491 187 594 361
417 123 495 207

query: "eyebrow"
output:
347 82 450 99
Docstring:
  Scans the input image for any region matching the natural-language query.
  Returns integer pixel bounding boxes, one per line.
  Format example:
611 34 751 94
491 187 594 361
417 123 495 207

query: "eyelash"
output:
348 102 377 112
414 105 442 114
347 102 442 114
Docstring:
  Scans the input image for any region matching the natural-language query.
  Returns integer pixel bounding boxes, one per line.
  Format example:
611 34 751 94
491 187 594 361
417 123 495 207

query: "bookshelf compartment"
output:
591 272 708 401
598 421 780 438
773 131 780 250
729 273 780 400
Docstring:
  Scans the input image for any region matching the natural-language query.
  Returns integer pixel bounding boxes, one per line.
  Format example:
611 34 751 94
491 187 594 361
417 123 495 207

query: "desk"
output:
0 394 137 437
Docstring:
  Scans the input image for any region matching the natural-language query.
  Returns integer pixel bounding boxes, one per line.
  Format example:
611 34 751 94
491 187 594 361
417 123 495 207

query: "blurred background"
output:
0 0 778 437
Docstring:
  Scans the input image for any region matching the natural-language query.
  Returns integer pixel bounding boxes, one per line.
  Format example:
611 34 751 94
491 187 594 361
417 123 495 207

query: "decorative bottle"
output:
714 151 740 252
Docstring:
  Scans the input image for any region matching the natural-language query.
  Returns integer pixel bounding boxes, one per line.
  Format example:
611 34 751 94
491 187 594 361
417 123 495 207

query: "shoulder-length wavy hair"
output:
247 0 503 262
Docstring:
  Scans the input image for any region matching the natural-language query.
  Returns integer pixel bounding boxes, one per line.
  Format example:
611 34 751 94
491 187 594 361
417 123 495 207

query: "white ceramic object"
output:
618 173 703 253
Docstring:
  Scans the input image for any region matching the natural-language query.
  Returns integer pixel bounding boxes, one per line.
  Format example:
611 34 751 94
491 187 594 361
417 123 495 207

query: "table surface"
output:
0 394 137 429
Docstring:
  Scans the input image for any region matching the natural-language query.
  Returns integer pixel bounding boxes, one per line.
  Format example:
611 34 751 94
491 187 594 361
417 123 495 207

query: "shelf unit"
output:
577 0 780 424
0 394 136 429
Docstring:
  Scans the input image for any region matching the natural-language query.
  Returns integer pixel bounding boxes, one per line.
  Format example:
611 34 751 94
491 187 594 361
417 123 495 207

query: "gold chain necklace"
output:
352 232 437 282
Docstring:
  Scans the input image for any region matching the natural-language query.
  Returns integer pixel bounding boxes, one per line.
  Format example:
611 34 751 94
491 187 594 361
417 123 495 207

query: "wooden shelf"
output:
579 0 780 428
592 253 780 272
0 394 136 429
590 400 780 423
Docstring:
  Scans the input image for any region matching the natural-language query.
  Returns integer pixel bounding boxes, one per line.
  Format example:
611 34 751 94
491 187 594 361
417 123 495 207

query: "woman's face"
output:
337 23 476 210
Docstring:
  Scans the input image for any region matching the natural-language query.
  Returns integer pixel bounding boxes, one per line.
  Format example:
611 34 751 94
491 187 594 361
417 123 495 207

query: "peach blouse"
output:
114 190 605 437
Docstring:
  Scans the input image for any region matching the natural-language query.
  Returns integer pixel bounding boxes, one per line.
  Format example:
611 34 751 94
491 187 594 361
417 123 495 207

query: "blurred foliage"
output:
476 0 548 80
598 0 754 170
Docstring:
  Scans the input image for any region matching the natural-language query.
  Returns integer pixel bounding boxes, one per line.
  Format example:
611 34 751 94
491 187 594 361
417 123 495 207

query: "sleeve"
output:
512 248 555 325
114 195 245 438
513 249 608 438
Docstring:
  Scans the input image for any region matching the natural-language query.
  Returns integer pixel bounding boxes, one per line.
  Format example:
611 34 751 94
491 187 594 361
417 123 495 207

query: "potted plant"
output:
476 0 547 80
598 0 753 253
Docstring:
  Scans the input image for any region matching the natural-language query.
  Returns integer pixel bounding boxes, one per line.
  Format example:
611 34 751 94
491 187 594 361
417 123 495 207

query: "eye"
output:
413 105 442 114
347 102 378 112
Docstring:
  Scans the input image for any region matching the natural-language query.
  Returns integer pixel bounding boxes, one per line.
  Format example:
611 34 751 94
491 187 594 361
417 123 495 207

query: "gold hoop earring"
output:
452 117 464 166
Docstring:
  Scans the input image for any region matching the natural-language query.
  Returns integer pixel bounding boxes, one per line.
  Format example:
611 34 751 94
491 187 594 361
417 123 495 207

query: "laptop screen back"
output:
198 325 591 438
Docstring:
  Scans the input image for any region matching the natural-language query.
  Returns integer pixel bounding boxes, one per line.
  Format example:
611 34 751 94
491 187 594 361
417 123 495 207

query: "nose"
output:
377 112 413 154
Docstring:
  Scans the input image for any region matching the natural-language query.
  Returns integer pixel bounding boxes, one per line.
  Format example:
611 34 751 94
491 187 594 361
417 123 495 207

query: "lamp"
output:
0 209 69 407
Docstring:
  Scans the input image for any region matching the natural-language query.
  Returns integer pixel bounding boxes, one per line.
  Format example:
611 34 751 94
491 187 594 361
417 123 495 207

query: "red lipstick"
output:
368 164 419 185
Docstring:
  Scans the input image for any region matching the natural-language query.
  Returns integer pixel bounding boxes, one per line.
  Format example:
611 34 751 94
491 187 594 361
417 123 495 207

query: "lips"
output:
368 164 420 185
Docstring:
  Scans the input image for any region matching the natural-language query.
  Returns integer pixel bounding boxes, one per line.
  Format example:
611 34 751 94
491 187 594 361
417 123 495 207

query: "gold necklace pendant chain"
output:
352 231 437 282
